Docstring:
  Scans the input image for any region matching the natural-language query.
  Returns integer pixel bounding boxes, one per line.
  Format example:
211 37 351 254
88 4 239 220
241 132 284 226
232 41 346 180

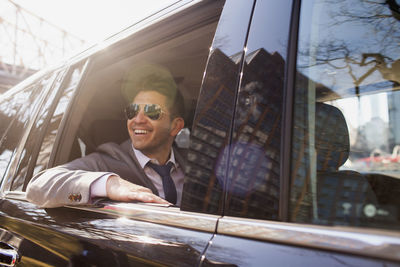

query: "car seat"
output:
314 102 379 226
84 119 129 155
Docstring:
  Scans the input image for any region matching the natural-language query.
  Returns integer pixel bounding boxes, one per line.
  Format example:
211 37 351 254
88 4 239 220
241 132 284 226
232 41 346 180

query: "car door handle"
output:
0 242 21 267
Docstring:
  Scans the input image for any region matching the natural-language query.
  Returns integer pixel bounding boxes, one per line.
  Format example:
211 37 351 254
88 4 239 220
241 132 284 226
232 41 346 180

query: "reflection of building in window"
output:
225 49 284 220
183 48 285 220
182 48 238 214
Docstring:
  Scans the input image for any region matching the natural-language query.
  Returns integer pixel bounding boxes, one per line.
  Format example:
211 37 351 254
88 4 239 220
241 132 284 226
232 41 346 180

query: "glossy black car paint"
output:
0 198 220 266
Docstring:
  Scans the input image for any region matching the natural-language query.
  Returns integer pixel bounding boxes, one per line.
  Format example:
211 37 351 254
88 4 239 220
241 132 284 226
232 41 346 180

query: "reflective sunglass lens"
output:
125 104 139 120
125 103 163 120
144 104 162 120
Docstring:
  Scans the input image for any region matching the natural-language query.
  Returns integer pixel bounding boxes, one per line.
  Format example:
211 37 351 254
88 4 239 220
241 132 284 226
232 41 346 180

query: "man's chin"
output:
132 142 145 150
132 141 154 153
131 135 150 146
131 139 144 149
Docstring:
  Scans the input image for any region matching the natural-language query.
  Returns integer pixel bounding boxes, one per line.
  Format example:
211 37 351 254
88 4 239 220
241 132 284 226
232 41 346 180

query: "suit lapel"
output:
122 140 159 195
114 140 187 197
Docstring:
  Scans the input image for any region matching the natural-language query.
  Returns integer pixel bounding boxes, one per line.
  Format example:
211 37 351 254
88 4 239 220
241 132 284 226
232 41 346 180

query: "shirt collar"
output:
132 144 177 169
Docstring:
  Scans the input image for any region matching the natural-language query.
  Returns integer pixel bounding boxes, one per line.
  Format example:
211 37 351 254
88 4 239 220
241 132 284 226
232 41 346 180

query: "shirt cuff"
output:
90 174 114 198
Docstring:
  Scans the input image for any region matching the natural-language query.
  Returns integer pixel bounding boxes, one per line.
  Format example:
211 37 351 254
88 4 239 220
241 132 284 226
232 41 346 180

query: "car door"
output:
0 1 254 266
0 62 89 266
201 0 400 266
0 57 219 266
0 66 71 266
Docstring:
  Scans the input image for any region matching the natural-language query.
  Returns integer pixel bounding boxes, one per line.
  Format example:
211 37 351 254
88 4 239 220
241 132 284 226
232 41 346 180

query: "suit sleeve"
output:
26 153 115 208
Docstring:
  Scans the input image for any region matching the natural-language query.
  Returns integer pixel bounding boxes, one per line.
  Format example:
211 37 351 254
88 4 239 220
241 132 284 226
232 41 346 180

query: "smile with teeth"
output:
134 129 149 134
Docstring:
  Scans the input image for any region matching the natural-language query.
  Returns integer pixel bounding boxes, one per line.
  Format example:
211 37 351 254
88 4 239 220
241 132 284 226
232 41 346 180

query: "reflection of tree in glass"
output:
324 0 400 57
298 0 400 91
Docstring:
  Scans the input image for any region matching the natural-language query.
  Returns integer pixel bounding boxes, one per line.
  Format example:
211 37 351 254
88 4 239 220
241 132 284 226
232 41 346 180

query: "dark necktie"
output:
147 162 177 204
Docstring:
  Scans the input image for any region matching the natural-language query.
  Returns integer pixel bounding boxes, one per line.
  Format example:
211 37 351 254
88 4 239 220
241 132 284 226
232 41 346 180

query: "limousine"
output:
1 0 399 266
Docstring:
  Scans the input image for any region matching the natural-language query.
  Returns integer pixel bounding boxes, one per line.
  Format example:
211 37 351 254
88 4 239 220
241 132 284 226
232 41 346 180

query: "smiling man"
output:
26 64 186 208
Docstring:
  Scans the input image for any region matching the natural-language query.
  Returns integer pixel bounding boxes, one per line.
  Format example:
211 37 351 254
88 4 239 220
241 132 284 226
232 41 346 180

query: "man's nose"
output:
133 109 147 123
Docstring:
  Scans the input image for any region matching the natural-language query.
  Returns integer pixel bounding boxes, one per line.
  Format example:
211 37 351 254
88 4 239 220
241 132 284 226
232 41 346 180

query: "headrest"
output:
315 102 349 171
90 119 129 148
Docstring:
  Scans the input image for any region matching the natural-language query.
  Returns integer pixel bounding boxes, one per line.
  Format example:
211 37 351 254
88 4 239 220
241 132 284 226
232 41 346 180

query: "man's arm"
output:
27 167 169 208
26 148 169 208
26 166 110 208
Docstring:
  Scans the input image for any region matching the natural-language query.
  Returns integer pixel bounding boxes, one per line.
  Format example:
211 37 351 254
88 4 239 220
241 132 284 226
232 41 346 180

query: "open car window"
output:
45 1 226 211
67 5 222 157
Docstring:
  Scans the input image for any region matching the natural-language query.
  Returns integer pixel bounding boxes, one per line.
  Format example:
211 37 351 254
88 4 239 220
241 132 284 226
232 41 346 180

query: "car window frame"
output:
219 0 295 222
181 0 256 216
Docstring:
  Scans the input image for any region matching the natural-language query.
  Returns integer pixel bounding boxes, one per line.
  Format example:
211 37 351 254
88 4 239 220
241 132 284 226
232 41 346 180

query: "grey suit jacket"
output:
26 139 186 208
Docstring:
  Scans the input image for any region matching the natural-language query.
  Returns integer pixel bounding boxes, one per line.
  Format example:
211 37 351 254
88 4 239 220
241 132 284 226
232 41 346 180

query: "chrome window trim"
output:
217 216 400 262
3 191 219 233
3 191 220 233
69 203 220 233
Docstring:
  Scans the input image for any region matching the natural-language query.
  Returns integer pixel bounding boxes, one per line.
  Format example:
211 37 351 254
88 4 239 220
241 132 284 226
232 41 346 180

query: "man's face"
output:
127 90 175 159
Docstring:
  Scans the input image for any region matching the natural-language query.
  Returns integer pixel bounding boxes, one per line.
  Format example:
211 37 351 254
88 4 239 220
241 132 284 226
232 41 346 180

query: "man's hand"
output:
106 175 170 204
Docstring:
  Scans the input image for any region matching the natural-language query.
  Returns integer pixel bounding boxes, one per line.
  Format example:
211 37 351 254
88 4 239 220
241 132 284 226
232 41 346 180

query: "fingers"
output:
127 191 170 204
106 175 170 204
130 184 152 194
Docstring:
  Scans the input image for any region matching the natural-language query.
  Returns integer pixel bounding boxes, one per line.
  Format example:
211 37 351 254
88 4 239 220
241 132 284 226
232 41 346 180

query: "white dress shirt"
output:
90 145 184 206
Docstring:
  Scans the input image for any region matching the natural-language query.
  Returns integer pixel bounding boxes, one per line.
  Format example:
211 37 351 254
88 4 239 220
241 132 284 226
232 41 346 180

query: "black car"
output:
1 0 400 266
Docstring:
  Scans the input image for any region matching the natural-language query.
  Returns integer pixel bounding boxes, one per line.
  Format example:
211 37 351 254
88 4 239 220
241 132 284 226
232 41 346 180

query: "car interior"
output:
313 102 378 225
61 1 224 162
294 83 400 228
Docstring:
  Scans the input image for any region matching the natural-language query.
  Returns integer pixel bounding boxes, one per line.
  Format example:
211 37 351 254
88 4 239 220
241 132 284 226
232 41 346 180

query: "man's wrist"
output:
90 174 115 198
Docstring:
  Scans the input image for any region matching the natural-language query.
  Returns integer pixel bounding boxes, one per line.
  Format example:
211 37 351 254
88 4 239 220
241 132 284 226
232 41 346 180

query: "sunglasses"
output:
125 103 167 120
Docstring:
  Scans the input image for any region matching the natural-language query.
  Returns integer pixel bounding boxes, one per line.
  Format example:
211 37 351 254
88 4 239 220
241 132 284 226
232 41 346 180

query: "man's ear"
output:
170 117 185 137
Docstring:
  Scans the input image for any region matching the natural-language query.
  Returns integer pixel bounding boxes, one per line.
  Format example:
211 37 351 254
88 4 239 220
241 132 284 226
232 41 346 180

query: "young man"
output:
26 64 186 208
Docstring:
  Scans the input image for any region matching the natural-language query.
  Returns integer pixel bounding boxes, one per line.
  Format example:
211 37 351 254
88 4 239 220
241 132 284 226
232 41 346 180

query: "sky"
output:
0 0 177 68
12 0 177 43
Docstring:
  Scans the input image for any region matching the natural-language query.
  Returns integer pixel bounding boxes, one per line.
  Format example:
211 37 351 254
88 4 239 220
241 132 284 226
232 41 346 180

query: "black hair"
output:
130 73 185 120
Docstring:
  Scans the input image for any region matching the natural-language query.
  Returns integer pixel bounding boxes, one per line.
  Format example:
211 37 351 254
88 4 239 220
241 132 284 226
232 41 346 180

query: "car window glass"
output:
0 72 57 190
9 70 65 191
225 0 293 220
0 83 38 184
181 1 255 214
291 0 400 230
32 63 86 178
9 64 85 191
